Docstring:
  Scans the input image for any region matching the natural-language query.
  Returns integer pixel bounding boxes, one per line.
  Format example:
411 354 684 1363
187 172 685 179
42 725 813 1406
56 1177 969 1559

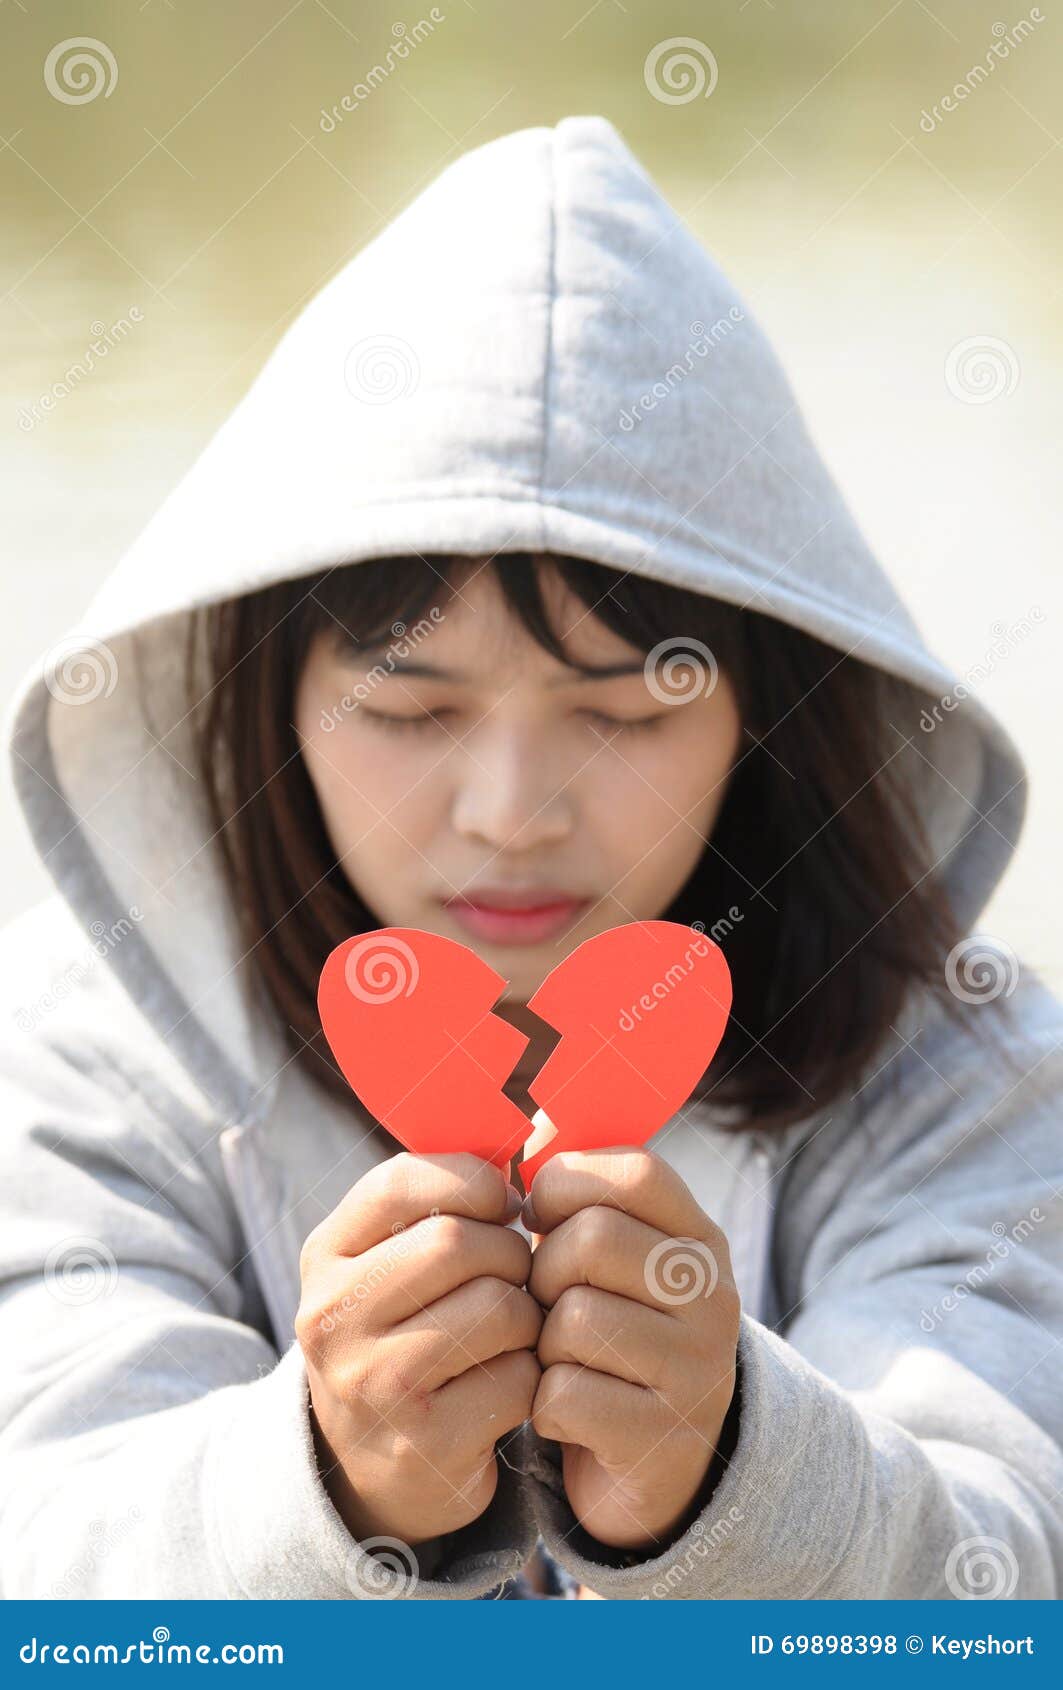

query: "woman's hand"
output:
296 1151 542 1547
526 1147 740 1551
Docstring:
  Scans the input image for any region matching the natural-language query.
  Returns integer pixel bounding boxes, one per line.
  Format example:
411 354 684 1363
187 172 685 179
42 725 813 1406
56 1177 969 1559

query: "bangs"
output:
287 551 751 692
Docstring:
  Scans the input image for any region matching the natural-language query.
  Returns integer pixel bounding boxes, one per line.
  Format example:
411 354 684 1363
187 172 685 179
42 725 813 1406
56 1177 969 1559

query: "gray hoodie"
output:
2 115 1061 1602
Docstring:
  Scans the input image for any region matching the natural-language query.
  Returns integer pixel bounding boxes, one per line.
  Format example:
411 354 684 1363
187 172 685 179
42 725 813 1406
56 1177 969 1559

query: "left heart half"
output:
318 927 531 1169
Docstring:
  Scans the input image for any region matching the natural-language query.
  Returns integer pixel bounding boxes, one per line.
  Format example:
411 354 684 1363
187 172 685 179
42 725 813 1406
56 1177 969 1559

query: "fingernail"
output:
503 1183 522 1221
521 1195 540 1231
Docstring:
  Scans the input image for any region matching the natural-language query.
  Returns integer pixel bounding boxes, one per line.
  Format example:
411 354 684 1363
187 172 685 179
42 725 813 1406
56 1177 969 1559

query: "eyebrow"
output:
348 652 649 687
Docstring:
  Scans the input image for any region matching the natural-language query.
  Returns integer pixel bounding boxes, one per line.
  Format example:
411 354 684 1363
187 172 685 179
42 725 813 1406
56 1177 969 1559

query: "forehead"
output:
430 560 642 676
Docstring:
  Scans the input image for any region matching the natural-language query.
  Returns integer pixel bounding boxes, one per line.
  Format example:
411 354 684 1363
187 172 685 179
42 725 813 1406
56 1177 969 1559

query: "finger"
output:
302 1212 532 1340
537 1284 678 1389
308 1152 520 1260
363 1213 532 1325
435 1348 541 1455
532 1362 658 1464
393 1278 543 1392
529 1205 729 1315
524 1148 716 1243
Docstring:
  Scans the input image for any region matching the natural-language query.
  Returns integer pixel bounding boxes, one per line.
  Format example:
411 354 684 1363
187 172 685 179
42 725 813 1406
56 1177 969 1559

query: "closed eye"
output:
581 710 668 734
358 707 669 735
360 709 457 732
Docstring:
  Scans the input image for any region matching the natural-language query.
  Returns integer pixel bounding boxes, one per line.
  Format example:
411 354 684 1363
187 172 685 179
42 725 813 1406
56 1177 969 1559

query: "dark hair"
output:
188 550 971 1131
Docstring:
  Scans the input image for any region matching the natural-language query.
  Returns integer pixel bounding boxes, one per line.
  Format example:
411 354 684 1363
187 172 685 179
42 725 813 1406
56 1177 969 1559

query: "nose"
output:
450 725 574 852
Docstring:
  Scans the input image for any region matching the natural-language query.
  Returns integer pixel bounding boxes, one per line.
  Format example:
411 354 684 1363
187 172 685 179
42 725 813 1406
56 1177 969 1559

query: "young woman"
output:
2 116 1060 1601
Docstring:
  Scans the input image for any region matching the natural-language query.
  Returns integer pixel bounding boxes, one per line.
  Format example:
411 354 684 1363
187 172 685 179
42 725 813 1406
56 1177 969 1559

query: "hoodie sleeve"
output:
0 1021 536 1599
533 1014 1063 1599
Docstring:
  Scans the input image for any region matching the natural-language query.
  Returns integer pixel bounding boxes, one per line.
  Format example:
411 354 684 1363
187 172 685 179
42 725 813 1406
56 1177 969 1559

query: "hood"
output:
5 115 1026 1131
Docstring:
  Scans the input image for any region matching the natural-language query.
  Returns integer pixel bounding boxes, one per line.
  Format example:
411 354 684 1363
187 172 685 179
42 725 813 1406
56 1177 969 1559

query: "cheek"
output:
297 662 397 802
301 724 444 861
673 691 742 828
301 733 360 821
672 730 738 832
601 720 736 834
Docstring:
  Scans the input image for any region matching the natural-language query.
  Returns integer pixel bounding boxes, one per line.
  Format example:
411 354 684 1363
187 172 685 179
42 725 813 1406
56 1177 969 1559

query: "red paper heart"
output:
521 921 732 1184
318 929 531 1169
317 921 732 1184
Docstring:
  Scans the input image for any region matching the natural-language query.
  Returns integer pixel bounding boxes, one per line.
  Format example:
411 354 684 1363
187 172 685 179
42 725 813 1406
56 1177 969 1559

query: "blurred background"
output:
2 0 1061 984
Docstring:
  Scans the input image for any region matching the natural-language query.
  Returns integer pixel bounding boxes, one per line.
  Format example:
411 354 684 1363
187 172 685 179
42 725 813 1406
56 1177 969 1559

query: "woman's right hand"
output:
296 1151 542 1547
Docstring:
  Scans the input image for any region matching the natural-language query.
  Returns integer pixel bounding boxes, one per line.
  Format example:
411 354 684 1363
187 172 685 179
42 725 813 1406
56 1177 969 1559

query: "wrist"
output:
581 1361 743 1561
308 1395 428 1547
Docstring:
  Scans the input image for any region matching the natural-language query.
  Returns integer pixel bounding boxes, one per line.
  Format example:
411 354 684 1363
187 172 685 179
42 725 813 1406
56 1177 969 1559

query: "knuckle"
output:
555 1282 598 1338
708 1229 738 1281
425 1211 469 1264
432 1153 502 1210
498 1291 543 1354
503 1229 533 1282
526 1247 549 1308
531 1362 576 1438
711 1277 742 1331
297 1226 324 1283
468 1274 517 1322
509 1346 542 1405
363 1348 430 1419
388 1366 434 1417
618 1149 663 1205
393 1152 438 1211
381 1421 432 1471
456 1457 498 1514
293 1298 324 1356
358 1152 410 1204
464 1155 505 1202
576 1205 617 1253
295 1290 355 1358
528 1156 562 1212
517 1288 546 1342
444 1151 494 1181
389 1150 420 1190
530 1395 556 1439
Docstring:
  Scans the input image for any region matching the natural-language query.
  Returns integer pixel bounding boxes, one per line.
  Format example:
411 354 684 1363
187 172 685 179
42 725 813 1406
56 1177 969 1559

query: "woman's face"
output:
295 562 741 1015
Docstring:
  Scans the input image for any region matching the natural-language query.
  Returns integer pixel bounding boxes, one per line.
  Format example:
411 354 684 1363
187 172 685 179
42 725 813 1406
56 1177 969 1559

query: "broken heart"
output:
317 920 732 1186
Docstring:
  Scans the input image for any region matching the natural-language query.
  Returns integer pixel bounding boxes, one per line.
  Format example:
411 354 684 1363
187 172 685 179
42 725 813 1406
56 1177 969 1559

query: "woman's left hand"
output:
525 1147 741 1551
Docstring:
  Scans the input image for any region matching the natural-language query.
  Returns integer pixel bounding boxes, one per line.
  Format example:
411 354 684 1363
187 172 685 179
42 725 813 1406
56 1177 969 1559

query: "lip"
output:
442 887 592 945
